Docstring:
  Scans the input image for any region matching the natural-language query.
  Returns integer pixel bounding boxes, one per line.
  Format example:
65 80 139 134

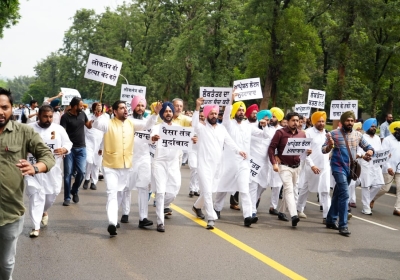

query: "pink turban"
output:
131 95 147 110
203 105 219 117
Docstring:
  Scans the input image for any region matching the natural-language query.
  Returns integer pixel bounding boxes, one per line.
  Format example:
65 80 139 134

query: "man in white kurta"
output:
297 112 331 222
214 95 271 226
93 100 160 236
192 100 245 229
25 105 72 237
356 118 384 215
188 111 203 197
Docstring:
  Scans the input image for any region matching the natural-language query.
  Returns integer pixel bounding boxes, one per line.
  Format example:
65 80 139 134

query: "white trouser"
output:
374 173 400 211
249 181 259 214
189 167 199 192
278 165 300 217
182 151 189 164
214 192 252 218
297 188 331 218
294 182 299 206
155 192 176 225
118 188 149 221
103 167 129 226
85 162 100 185
348 179 359 204
361 186 381 211
194 192 218 221
28 192 57 230
270 187 280 209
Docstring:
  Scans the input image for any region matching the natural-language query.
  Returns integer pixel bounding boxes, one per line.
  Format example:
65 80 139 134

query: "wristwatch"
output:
33 165 39 174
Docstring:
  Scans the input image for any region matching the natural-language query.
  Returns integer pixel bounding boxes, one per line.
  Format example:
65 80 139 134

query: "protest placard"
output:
134 130 151 144
13 109 23 123
149 143 157 159
120 84 146 102
84 53 122 86
27 140 57 164
249 156 264 180
159 124 193 151
61 88 81 106
372 149 390 166
199 87 231 106
294 104 311 118
233 77 263 101
329 100 358 120
282 138 312 156
307 89 325 109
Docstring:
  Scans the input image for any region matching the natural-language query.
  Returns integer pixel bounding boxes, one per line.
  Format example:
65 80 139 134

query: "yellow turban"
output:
150 102 158 115
389 121 400 134
231 101 246 119
311 111 327 125
270 107 284 121
353 122 362 131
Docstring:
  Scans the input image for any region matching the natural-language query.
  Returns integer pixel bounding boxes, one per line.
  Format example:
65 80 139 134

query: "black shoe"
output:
194 191 200 196
320 205 323 211
326 222 339 230
244 216 253 227
82 180 90 190
157 224 165 232
71 192 79 203
278 212 289 222
251 215 259 224
256 198 261 209
107 225 117 236
90 183 97 190
116 222 120 228
164 208 172 215
99 173 104 180
139 218 153 228
214 209 221 219
189 191 194 197
291 215 300 227
121 215 129 223
62 200 70 206
192 206 205 219
269 208 279 215
339 227 351 236
322 218 327 225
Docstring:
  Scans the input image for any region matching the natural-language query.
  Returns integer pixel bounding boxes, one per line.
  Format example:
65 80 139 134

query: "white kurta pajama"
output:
297 127 331 218
151 123 182 226
188 141 200 193
214 105 271 219
84 114 104 185
25 122 72 230
192 111 241 222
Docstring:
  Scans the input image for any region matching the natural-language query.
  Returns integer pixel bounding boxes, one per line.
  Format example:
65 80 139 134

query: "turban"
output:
50 99 60 108
353 122 362 131
340 111 356 125
245 104 259 119
159 102 175 120
362 118 377 132
256 110 272 121
389 121 400 134
83 104 88 108
230 101 246 119
311 111 327 125
150 102 158 115
270 107 284 121
203 105 219 118
131 95 147 111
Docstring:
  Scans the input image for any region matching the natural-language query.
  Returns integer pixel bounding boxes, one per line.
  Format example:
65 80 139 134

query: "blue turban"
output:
362 118 377 132
50 99 60 108
159 102 175 120
256 110 273 121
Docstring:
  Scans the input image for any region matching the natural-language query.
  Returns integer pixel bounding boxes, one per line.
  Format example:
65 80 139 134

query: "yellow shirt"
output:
172 114 192 127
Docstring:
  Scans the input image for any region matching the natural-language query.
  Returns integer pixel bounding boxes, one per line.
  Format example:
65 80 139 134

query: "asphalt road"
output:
14 166 400 280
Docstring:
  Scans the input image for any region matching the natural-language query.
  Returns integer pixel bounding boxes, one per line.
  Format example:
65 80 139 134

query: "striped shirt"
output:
322 128 374 175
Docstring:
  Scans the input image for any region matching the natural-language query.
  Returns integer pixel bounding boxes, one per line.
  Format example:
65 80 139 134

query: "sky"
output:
0 0 124 80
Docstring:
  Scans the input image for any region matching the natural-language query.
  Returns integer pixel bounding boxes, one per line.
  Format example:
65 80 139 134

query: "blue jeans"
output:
64 147 86 201
327 171 350 228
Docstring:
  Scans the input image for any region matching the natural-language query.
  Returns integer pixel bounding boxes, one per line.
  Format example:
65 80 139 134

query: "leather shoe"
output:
189 191 194 197
139 218 153 228
251 213 258 224
194 191 200 196
90 183 97 190
230 204 240 210
244 216 253 227
71 191 79 203
107 225 117 236
326 222 339 230
269 208 279 215
393 210 400 216
349 202 357 208
291 215 300 227
339 227 351 236
120 215 129 223
206 220 215 230
192 206 205 219
164 208 172 215
157 224 165 232
278 212 289 222
82 179 90 190
214 209 221 219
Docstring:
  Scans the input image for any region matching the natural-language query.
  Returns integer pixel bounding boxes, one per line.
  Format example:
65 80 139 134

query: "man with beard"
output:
355 118 384 215
93 100 160 236
25 105 72 237
268 112 311 227
60 97 93 206
322 111 374 236
245 104 259 125
371 121 400 216
214 93 271 227
380 113 393 141
44 92 63 124
0 88 55 279
297 112 331 223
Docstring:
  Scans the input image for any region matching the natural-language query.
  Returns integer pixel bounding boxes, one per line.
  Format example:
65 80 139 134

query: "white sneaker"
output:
41 215 48 227
298 212 307 219
30 229 39 238
362 206 372 215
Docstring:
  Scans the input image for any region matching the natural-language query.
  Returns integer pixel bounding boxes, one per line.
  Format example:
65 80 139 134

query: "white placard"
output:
84 53 122 86
120 84 146 102
134 130 151 144
249 157 264 179
329 100 358 120
307 89 325 109
26 140 57 164
149 143 157 159
159 124 193 151
233 77 263 101
13 109 23 123
372 149 390 166
294 104 311 118
282 138 312 156
61 88 81 106
199 87 231 106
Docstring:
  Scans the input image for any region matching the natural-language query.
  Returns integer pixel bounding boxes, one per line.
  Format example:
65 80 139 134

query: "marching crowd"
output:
0 87 399 279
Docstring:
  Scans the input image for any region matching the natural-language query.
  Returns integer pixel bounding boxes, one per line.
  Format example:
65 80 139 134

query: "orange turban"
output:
311 111 327 125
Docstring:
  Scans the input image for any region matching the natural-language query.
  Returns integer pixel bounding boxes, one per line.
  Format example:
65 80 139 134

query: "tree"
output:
7 75 35 102
0 0 21 38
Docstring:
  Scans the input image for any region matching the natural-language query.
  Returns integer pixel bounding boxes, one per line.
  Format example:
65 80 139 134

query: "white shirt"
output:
382 134 400 173
24 107 38 124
